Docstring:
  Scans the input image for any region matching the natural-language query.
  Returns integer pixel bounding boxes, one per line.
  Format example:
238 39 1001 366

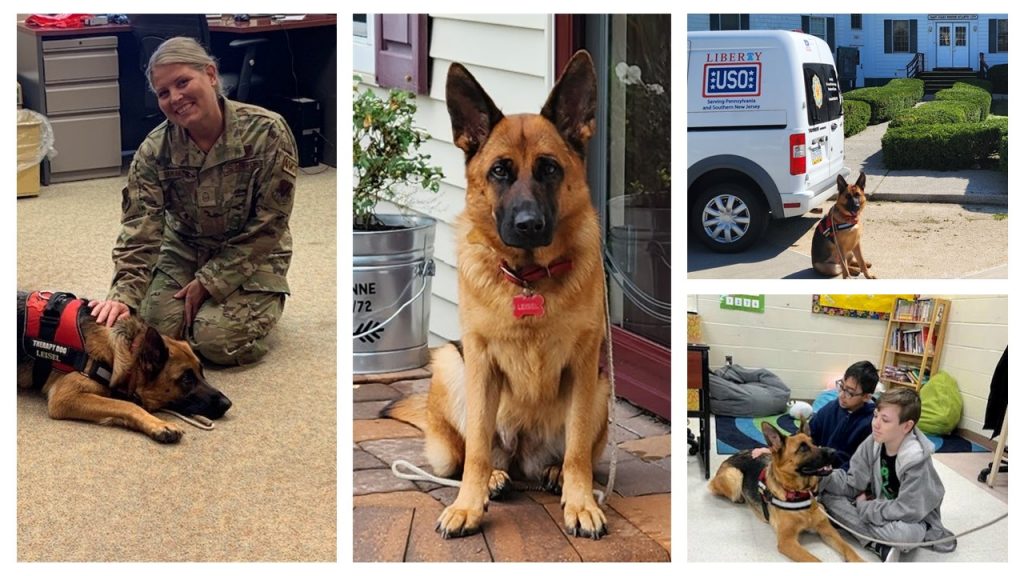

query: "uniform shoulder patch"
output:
282 152 298 179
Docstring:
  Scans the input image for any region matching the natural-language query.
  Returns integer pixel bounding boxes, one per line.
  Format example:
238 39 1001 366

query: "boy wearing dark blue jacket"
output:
812 360 878 470
753 361 877 469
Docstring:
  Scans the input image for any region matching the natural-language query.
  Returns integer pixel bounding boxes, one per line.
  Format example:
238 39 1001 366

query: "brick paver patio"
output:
353 370 671 562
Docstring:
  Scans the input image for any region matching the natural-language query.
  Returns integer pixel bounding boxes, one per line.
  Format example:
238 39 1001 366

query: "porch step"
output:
918 69 983 94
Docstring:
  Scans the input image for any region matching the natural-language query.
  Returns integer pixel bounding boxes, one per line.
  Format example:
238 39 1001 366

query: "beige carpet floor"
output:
16 165 337 561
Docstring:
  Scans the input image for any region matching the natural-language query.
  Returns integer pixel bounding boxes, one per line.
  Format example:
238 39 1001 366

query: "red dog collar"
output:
499 259 573 288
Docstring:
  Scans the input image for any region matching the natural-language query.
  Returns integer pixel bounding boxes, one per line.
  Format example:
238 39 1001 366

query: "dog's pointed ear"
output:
541 50 597 157
799 417 811 436
837 174 849 193
855 171 867 191
761 422 785 452
446 63 504 161
139 326 169 380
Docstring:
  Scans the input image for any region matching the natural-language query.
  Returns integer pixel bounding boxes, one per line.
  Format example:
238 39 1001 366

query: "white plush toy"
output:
788 400 814 421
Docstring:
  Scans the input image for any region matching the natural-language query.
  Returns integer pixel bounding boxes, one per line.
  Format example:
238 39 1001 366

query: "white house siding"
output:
687 295 1006 438
359 15 553 342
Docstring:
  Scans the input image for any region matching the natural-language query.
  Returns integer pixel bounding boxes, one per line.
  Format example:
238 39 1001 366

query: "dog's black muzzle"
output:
844 194 862 215
498 201 554 249
798 446 837 476
168 381 232 420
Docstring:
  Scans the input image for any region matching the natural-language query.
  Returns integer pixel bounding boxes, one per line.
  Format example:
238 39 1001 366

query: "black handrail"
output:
906 52 924 77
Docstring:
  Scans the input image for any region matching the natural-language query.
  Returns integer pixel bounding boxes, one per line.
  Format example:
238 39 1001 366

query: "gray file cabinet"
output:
17 33 122 184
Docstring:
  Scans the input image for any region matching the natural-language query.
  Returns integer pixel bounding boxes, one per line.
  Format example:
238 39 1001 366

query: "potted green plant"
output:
352 79 444 374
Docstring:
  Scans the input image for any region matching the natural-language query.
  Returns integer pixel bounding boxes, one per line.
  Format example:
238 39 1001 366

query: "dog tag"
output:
513 293 545 318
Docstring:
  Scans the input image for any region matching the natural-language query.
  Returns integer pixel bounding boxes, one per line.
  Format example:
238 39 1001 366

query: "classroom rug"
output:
715 414 989 455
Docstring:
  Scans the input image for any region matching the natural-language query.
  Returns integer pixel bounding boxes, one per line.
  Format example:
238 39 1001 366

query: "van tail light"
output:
790 133 806 175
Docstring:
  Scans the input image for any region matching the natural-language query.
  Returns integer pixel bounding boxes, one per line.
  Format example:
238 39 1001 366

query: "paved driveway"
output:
689 119 1008 279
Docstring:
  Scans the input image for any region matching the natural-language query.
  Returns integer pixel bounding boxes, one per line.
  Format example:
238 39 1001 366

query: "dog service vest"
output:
22 291 91 387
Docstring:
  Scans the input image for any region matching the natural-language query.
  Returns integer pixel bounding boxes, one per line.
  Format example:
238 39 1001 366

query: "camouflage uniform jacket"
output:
108 97 299 309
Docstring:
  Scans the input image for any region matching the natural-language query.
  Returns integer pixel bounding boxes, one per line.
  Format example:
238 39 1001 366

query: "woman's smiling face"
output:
151 63 220 132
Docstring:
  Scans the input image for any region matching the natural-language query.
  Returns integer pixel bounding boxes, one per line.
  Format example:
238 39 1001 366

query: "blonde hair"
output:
146 36 225 96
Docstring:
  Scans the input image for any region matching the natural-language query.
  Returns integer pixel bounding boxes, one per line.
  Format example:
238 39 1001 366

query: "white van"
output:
688 30 847 252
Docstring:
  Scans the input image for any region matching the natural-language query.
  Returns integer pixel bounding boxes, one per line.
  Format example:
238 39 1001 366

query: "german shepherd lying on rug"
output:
18 290 231 443
709 421 865 562
384 51 611 540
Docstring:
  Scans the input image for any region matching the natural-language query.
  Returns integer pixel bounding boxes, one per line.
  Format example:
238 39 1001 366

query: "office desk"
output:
18 22 131 37
688 344 711 479
209 14 338 166
17 24 127 184
207 14 337 34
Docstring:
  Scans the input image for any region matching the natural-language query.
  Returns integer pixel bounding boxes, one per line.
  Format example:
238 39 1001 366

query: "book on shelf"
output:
894 298 934 322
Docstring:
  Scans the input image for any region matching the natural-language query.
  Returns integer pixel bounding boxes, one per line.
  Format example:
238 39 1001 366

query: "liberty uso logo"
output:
702 52 762 98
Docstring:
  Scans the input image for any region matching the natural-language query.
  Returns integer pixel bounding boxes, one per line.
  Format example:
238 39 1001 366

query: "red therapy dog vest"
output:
23 291 88 375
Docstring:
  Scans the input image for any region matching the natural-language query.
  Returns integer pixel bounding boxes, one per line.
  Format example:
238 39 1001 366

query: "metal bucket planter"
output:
353 214 436 374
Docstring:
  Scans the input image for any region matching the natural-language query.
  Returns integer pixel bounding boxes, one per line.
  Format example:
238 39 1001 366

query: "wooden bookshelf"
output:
878 298 950 392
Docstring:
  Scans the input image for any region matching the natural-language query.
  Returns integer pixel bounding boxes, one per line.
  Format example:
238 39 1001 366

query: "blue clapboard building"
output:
688 14 1008 90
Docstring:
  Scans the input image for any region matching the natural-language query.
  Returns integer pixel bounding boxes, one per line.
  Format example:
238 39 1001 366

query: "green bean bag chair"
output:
918 371 963 435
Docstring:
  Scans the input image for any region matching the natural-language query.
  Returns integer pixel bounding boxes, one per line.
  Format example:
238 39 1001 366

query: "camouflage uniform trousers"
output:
139 269 285 365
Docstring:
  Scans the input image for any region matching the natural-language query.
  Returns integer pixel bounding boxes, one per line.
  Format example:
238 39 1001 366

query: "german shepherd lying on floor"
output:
709 421 865 562
811 172 875 279
17 290 231 443
384 51 611 540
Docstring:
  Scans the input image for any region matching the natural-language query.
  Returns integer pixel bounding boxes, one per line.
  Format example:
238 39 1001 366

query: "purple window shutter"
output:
375 14 428 94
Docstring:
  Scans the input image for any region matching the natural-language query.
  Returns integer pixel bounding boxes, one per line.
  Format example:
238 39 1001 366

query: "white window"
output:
353 14 376 75
807 16 827 44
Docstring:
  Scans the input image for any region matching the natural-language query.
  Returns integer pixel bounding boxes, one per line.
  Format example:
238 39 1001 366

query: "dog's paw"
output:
488 469 511 500
562 492 608 540
150 422 184 444
542 465 563 494
435 502 485 539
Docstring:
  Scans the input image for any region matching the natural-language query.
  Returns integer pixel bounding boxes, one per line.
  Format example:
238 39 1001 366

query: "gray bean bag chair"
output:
709 364 791 417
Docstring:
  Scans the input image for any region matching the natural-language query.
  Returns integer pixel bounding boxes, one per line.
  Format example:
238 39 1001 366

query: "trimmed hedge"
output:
844 78 925 124
985 116 1009 137
988 64 1008 94
844 99 871 137
882 122 1003 170
934 83 992 121
999 136 1008 172
890 101 978 127
956 78 994 93
888 78 925 102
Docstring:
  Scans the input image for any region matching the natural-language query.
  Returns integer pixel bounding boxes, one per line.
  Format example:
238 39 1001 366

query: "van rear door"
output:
802 63 845 188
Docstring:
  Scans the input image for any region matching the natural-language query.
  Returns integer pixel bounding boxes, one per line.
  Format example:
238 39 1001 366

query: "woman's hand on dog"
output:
88 299 131 327
174 279 211 328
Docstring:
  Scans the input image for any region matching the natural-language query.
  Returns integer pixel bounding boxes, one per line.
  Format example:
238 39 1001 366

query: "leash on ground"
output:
388 271 621 506
821 506 1007 549
391 460 609 501
158 409 215 430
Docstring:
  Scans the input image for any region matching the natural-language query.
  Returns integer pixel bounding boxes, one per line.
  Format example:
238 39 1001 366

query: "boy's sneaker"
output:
866 542 901 562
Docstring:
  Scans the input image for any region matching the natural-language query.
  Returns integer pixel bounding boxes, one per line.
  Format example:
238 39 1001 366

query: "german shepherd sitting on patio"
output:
812 172 875 279
709 421 865 562
383 51 611 540
17 290 231 443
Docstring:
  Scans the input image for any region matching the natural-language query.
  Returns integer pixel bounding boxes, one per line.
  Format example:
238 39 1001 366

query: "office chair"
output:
128 14 269 113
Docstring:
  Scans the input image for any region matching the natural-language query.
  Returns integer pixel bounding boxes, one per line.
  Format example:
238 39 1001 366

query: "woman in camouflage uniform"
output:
89 37 298 365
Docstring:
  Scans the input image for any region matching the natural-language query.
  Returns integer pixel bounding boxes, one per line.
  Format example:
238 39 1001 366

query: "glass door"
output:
937 23 952 67
574 14 671 419
952 23 969 68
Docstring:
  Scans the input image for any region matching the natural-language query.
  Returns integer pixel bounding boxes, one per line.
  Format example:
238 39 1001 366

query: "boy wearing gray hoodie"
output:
819 387 956 562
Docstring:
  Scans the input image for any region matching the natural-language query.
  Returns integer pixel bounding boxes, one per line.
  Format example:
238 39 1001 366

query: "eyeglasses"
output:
835 380 864 398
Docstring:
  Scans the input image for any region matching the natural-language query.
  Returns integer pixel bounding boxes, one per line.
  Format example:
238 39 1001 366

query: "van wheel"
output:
691 184 768 253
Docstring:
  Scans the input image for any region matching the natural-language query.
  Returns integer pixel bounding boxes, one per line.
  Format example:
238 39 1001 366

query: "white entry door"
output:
952 23 970 68
936 24 953 67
